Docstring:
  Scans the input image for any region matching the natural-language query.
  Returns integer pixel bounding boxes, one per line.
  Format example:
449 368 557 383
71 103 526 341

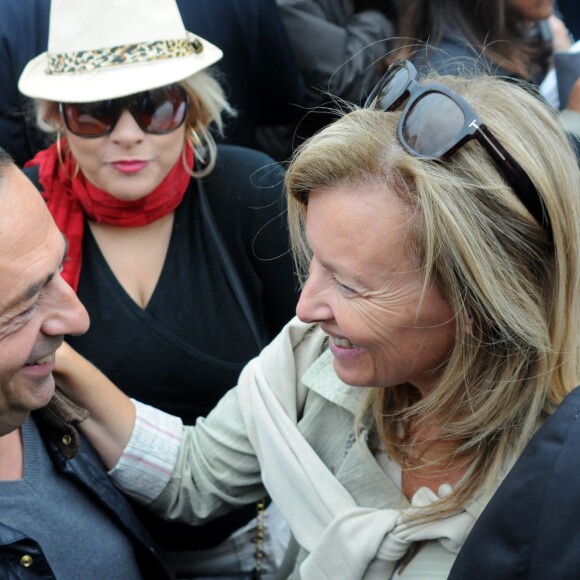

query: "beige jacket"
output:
145 318 483 579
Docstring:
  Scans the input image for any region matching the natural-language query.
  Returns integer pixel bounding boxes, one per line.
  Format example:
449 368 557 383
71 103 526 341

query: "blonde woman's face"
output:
65 109 185 201
510 0 553 21
296 182 456 397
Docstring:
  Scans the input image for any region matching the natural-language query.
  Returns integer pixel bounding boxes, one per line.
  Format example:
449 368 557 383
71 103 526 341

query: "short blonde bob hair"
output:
286 72 580 518
35 69 233 177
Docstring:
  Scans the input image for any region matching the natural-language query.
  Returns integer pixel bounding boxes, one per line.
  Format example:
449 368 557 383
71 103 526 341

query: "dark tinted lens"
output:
63 100 119 137
370 66 411 111
133 85 188 134
402 92 465 157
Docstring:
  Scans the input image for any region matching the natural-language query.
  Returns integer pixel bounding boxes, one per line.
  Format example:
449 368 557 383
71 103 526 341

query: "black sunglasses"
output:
60 84 189 138
365 60 552 240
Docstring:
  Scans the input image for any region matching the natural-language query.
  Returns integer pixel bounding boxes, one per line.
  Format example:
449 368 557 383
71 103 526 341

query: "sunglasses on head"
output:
60 84 189 138
364 60 552 240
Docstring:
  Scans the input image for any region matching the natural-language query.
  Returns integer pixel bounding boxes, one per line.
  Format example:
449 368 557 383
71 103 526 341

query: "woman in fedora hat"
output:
18 0 298 577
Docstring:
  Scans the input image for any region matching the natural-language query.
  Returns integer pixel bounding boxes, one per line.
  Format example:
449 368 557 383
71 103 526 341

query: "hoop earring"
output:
56 130 65 168
188 127 207 166
56 130 80 179
190 127 201 147
183 124 217 177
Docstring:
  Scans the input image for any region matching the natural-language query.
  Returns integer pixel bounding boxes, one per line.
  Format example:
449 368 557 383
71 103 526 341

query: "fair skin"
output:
296 182 456 397
66 107 185 308
0 166 89 479
296 182 461 497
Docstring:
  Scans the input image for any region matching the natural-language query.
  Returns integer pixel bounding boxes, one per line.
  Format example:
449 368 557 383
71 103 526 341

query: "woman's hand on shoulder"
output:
54 341 137 469
54 340 91 397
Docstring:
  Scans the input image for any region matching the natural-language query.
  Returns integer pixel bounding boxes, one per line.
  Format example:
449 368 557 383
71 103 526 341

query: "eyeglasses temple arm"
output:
472 121 552 241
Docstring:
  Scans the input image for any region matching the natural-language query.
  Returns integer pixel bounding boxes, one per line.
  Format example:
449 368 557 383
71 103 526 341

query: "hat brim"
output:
18 36 223 103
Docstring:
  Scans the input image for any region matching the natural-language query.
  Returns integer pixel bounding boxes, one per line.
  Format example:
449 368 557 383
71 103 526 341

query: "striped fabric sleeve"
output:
108 399 183 505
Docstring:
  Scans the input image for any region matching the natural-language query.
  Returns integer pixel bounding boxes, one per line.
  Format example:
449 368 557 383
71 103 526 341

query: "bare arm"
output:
54 341 135 469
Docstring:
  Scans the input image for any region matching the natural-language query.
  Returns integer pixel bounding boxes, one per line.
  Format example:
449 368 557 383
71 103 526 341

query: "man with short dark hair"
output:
0 148 171 579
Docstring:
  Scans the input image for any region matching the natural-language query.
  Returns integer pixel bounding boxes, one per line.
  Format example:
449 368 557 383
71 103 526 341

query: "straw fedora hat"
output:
18 0 223 103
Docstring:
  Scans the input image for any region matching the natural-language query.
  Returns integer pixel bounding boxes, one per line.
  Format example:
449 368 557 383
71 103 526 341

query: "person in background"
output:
0 0 304 166
256 0 396 162
391 0 580 160
556 0 580 39
0 147 171 580
176 0 305 148
54 64 580 578
392 0 565 83
18 0 299 577
0 0 51 166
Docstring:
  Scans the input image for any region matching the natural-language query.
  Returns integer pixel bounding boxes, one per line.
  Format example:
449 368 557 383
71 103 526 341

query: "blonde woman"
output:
18 0 298 576
54 64 580 578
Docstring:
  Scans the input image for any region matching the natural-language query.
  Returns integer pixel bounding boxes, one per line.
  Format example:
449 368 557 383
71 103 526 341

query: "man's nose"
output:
40 275 90 337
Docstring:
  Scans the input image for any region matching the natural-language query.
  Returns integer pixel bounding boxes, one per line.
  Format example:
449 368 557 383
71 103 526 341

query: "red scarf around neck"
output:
25 140 193 291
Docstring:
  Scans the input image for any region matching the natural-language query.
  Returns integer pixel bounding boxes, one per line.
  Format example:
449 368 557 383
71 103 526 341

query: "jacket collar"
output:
301 348 372 416
32 391 89 459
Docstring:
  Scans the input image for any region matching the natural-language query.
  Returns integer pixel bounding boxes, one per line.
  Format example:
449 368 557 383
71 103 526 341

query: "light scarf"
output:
236 319 475 579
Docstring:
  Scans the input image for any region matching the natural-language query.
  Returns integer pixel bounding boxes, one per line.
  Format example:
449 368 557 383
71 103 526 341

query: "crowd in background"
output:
2 0 578 167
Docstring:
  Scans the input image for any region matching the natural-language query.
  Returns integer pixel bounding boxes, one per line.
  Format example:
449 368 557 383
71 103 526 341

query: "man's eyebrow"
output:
22 274 55 302
5 234 68 310
0 272 55 319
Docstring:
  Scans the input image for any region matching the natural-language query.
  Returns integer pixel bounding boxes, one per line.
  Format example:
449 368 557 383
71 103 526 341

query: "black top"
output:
64 145 299 551
69 148 297 423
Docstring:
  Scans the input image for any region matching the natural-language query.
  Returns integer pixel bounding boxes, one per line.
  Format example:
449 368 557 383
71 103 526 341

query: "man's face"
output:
0 166 89 435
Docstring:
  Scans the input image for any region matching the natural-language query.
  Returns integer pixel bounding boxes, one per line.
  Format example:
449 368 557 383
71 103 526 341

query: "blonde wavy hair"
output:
35 69 233 177
286 72 580 519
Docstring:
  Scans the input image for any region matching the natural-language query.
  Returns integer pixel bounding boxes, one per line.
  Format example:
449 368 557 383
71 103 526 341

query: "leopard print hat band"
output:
46 35 204 75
